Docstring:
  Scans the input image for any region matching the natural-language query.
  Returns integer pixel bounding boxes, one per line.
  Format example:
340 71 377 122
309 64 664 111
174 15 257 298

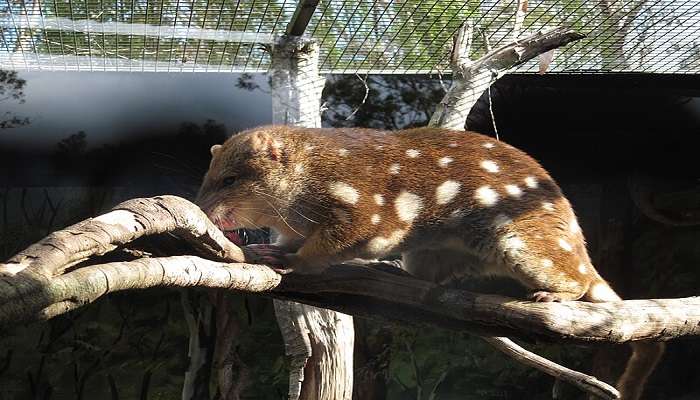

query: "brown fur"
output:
197 125 663 399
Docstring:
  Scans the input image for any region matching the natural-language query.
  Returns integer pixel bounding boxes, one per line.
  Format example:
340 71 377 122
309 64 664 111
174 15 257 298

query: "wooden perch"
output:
2 196 698 399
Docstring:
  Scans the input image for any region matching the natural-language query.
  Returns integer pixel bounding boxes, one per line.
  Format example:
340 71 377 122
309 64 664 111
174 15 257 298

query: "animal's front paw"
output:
529 291 563 303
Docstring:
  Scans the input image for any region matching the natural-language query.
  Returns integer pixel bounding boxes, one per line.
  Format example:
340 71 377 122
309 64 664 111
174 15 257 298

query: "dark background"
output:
0 71 699 399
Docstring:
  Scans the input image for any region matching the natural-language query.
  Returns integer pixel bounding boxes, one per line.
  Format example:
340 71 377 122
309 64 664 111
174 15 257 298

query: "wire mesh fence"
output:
1 0 698 74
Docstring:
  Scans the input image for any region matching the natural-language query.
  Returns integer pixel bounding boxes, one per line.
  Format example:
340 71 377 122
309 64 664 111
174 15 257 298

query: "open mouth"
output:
223 229 250 246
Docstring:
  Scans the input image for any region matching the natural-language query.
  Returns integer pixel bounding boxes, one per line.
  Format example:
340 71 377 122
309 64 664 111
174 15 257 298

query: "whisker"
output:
253 189 332 212
252 190 330 221
261 198 306 238
236 214 264 231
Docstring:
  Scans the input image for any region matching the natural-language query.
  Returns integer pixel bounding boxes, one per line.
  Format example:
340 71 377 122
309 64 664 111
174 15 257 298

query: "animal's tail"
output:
584 279 665 400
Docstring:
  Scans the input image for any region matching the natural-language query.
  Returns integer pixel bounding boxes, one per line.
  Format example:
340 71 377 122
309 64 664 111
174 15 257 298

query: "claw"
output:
530 291 562 302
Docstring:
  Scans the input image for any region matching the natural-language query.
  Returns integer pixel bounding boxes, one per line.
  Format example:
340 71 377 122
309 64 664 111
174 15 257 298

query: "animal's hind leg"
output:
497 235 593 302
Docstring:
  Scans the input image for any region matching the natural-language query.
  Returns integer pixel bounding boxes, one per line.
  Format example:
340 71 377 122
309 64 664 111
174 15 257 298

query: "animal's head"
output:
196 126 306 240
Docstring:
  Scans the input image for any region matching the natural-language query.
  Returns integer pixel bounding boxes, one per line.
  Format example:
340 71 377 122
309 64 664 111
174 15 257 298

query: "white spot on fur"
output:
448 142 458 148
371 214 381 225
389 163 401 174
493 214 512 229
505 236 525 250
375 145 384 150
558 238 573 252
542 259 553 268
394 191 423 222
542 202 555 211
500 234 526 258
406 149 421 158
475 186 499 206
294 163 304 174
524 176 539 188
504 184 522 198
373 194 385 206
367 229 407 254
435 180 461 205
578 264 588 274
570 218 581 234
438 157 453 168
589 282 620 302
483 142 495 149
338 148 349 156
304 144 315 152
480 160 500 173
328 182 360 205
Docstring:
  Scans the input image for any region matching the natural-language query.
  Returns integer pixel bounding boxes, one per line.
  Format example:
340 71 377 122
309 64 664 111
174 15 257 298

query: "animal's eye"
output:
223 176 237 186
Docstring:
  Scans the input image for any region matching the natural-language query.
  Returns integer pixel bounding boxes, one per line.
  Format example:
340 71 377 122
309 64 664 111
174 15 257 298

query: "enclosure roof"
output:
1 0 699 74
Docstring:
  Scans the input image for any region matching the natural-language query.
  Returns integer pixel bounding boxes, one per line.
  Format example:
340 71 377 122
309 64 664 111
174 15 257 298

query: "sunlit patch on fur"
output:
371 214 381 225
448 142 458 148
524 176 539 188
504 184 522 198
438 156 453 168
589 282 620 302
278 178 289 191
304 144 315 152
394 191 423 222
367 229 407 254
389 163 401 174
406 149 421 158
294 163 304 174
578 264 588 274
328 181 360 205
558 238 573 252
480 160 500 173
475 186 499 206
483 143 495 149
373 194 385 206
375 145 384 150
542 258 554 268
542 202 555 211
435 180 461 205
338 148 349 156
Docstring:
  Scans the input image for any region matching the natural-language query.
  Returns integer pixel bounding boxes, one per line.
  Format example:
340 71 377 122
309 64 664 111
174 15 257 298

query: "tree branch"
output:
430 25 585 130
4 251 697 343
3 195 696 400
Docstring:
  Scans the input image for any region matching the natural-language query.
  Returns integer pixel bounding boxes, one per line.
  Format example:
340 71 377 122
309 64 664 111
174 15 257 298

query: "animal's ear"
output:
250 131 284 161
210 144 222 157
